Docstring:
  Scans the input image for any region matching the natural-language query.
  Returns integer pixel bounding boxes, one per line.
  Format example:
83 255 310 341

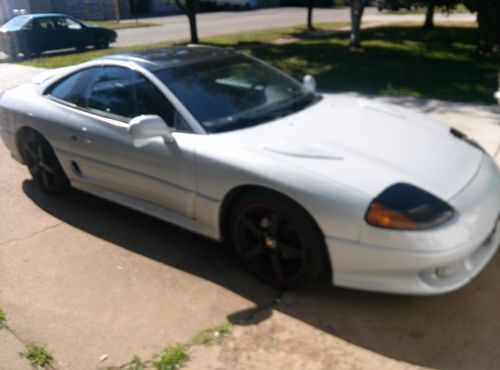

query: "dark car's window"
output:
47 68 101 106
0 15 30 31
55 17 82 30
35 18 57 31
154 54 318 133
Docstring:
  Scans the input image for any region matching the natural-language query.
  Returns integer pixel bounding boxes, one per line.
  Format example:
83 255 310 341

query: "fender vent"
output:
71 161 82 176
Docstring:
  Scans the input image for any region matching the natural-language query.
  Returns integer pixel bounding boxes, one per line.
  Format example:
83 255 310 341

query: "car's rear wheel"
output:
230 192 327 288
95 37 109 49
21 47 40 60
20 131 69 195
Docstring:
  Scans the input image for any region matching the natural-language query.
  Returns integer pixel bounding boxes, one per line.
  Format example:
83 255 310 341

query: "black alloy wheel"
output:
21 131 69 194
230 192 327 288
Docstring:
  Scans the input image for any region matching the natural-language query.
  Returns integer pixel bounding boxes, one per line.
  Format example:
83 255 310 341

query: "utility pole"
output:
114 0 121 23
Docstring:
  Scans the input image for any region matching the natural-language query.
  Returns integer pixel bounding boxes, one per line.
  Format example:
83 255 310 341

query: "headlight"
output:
365 183 455 230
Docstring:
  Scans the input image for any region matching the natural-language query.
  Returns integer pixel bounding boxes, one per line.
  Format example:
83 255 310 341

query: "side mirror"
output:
303 74 317 93
128 115 175 143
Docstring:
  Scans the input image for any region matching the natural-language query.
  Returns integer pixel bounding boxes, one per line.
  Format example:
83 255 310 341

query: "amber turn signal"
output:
365 202 418 230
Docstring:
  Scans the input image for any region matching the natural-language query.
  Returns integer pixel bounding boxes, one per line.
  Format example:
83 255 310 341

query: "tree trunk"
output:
114 0 121 23
186 0 199 44
307 0 314 30
350 0 365 48
175 0 199 44
424 3 434 29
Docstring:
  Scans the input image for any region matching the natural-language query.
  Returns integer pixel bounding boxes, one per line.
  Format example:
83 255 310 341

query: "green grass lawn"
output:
83 20 159 30
21 22 499 104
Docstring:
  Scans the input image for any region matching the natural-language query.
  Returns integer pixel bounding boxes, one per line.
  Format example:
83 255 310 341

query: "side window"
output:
47 68 101 106
56 17 82 30
83 66 189 131
36 18 56 31
66 18 83 30
86 67 136 119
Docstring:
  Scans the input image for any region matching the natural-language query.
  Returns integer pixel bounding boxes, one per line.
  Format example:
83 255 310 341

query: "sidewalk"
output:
0 327 32 370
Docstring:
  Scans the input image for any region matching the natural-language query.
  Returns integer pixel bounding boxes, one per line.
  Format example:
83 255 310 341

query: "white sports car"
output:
1 46 499 294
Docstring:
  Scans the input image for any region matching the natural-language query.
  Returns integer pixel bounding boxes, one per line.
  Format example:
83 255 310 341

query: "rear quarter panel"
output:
0 84 72 160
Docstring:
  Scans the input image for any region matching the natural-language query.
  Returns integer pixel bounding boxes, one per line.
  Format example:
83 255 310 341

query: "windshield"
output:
1 15 30 31
154 55 319 133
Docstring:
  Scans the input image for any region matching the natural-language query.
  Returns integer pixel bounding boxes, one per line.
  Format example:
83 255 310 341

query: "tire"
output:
94 37 109 49
230 191 327 288
22 47 41 60
20 131 69 195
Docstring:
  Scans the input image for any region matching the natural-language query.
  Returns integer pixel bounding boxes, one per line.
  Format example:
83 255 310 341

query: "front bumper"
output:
326 156 500 295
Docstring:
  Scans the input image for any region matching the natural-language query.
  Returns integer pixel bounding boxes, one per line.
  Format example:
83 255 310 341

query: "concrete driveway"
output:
0 64 499 370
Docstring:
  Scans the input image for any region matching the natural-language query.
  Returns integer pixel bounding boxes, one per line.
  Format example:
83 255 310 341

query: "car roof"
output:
98 45 238 71
24 13 69 18
1 14 71 31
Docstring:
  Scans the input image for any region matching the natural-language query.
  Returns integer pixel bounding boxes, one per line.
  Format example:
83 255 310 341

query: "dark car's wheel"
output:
95 36 109 49
21 47 41 60
20 131 69 195
230 192 327 288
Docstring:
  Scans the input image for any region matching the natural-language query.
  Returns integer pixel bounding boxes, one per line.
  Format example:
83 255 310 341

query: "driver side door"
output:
47 66 198 218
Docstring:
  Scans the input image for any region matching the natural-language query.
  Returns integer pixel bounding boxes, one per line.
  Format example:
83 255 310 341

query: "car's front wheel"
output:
230 192 327 288
20 131 69 195
94 36 109 49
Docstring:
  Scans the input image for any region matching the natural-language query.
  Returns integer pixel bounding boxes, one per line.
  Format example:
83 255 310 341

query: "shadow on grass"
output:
22 180 500 370
210 25 499 104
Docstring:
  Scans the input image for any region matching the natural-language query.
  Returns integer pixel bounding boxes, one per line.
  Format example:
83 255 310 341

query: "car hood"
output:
222 94 483 200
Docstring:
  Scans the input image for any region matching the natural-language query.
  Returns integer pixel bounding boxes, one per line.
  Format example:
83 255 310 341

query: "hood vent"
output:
450 128 485 152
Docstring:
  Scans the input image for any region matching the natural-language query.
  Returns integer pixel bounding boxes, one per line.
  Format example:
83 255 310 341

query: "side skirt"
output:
71 180 221 241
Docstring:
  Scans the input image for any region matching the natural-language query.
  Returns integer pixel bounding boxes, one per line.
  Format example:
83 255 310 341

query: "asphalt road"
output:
114 7 474 47
0 64 499 370
115 7 360 46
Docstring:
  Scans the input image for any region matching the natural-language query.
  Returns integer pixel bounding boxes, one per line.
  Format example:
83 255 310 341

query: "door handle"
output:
69 134 79 141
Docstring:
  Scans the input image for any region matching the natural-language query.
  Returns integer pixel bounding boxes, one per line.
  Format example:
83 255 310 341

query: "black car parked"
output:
0 13 117 58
